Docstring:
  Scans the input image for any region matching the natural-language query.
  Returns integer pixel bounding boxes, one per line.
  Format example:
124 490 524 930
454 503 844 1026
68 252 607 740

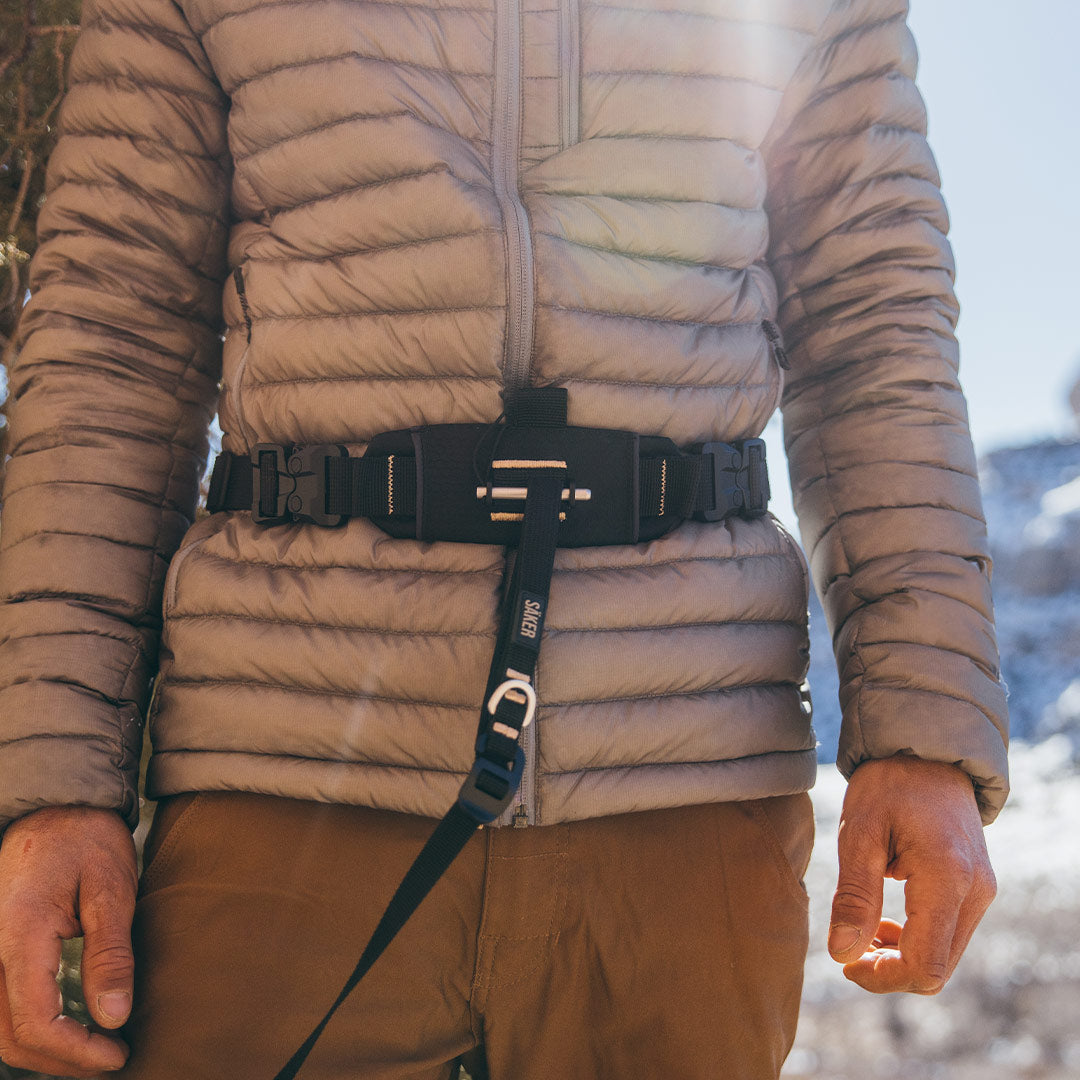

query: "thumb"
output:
829 814 888 963
79 871 136 1030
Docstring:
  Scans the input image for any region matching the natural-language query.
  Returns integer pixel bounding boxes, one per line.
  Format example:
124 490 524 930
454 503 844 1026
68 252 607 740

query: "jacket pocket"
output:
559 0 582 149
762 318 789 416
162 518 219 621
227 262 258 447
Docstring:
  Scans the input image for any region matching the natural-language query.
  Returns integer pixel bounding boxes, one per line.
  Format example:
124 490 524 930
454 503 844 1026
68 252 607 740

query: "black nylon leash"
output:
272 465 566 1079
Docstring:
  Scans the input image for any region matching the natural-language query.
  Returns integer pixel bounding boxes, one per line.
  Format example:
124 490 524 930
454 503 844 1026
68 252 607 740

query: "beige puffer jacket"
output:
0 0 1009 831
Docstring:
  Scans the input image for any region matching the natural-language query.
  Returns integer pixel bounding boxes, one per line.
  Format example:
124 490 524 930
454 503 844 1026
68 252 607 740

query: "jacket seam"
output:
197 0 493 37
851 637 999 675
791 456 977 485
40 226 224 285
541 682 802 708
188 550 504 575
56 129 221 161
162 677 478 709
67 74 224 108
0 530 162 556
552 552 796 574
553 373 775 391
548 747 815 777
237 229 501 264
166 613 491 637
0 731 121 752
242 372 500 387
230 305 500 326
230 52 492 94
261 166 464 216
0 628 139 649
151 746 472 773
233 110 413 161
854 677 1000 725
534 230 749 271
527 192 756 210
588 70 785 92
49 177 227 225
587 4 813 31
538 303 763 329
545 618 805 633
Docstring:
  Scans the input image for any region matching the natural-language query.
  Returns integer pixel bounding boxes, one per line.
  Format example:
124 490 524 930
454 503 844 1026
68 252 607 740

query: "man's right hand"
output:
0 806 137 1077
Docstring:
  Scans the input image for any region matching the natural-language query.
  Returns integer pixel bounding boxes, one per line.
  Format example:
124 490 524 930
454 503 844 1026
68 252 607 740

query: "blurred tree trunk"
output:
0 0 82 500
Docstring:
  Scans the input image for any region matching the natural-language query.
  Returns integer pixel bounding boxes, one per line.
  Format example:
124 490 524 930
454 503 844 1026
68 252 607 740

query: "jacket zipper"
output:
494 0 535 393
493 0 539 826
761 318 790 370
558 0 581 149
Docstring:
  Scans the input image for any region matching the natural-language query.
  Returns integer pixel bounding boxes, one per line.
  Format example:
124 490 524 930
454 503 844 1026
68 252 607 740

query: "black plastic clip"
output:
250 444 346 526
458 743 526 824
693 439 769 522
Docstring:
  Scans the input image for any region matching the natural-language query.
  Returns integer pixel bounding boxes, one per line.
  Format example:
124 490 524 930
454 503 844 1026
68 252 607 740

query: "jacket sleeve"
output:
763 0 1009 822
0 0 230 830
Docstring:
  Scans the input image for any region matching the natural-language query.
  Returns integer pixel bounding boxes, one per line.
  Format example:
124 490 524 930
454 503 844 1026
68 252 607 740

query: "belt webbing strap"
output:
272 468 566 1080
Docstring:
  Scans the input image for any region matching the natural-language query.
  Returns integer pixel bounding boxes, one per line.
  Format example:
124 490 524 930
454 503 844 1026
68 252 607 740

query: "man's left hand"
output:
828 755 997 994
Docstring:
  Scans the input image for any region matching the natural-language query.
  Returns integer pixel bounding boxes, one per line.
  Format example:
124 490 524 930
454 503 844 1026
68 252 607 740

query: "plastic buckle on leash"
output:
250 444 346 526
458 743 526 824
694 439 769 521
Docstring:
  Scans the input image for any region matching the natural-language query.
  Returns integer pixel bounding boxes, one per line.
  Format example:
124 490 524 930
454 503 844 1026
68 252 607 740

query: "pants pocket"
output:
138 793 204 895
746 793 814 907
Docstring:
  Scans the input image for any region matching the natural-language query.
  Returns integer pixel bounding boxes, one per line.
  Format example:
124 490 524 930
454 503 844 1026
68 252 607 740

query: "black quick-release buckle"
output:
250 444 347 526
458 742 527 824
693 438 770 521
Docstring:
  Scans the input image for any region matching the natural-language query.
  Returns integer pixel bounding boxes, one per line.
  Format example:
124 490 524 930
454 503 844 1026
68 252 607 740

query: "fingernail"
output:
829 924 863 957
99 990 131 1022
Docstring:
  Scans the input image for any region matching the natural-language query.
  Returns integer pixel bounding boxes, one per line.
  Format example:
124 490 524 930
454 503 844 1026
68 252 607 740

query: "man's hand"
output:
828 756 997 995
0 806 137 1077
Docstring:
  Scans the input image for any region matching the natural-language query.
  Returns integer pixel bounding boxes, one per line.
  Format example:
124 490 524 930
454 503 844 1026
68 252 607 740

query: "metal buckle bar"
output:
476 486 591 502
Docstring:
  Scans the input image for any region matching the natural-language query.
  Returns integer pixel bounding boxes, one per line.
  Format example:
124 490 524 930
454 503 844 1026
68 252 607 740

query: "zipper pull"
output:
512 804 529 828
233 265 253 344
761 319 790 370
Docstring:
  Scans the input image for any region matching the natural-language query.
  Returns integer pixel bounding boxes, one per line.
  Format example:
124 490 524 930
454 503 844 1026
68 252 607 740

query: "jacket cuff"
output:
0 680 142 833
836 643 1009 824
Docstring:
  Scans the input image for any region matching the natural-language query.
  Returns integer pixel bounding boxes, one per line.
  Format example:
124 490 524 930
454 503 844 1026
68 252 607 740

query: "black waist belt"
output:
211 388 770 1079
207 415 767 545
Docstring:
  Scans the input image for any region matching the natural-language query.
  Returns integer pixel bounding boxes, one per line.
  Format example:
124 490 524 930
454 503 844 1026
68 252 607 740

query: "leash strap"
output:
272 463 566 1080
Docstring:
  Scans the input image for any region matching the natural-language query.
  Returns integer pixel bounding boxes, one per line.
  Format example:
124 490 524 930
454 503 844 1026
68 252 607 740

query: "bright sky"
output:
908 0 1080 452
767 0 1080 534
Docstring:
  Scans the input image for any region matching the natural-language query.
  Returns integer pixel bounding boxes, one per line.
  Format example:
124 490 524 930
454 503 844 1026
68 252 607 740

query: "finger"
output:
944 862 997 977
79 868 136 1030
0 915 128 1072
843 870 962 995
829 814 888 962
872 918 902 949
0 962 110 1079
899 866 963 992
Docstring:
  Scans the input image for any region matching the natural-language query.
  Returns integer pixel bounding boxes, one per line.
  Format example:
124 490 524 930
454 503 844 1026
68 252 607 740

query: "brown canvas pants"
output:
120 791 813 1080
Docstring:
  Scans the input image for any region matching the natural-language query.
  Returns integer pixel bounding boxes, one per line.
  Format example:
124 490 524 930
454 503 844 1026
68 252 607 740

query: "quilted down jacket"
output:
0 0 1009 831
